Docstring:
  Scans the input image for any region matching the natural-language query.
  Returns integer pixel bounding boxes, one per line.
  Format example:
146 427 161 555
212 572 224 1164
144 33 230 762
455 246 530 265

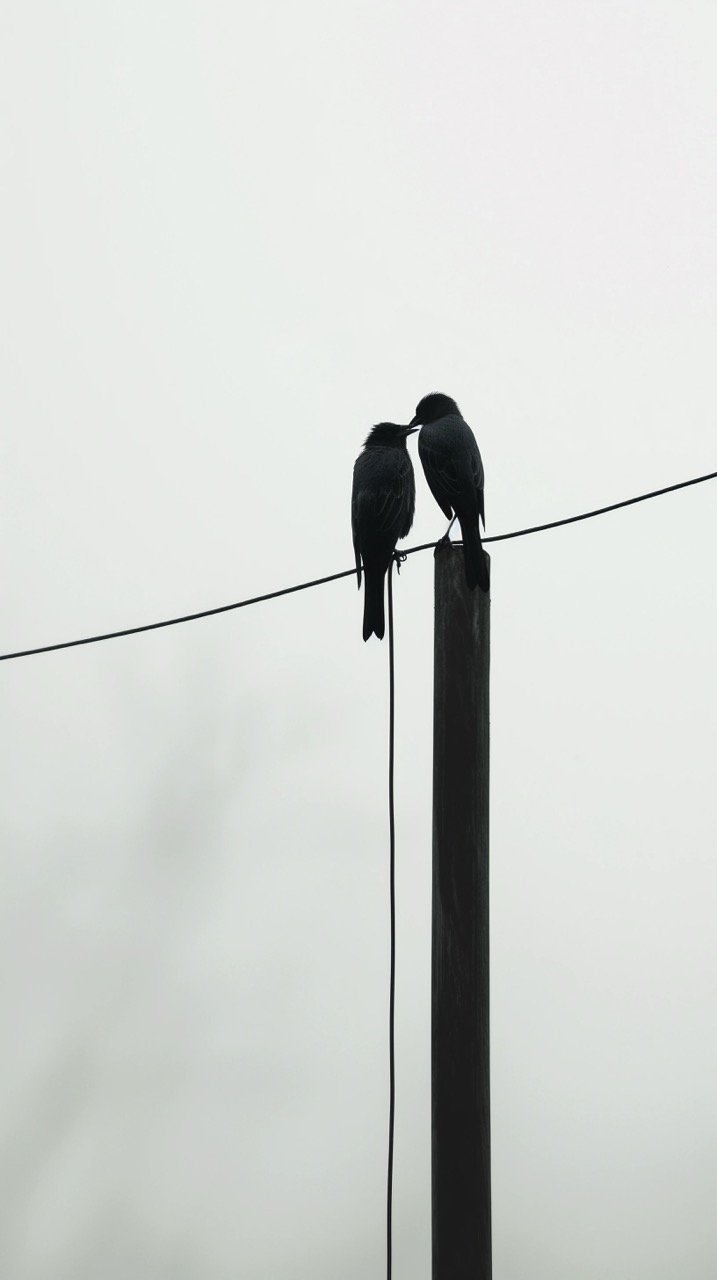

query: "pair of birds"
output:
351 392 489 641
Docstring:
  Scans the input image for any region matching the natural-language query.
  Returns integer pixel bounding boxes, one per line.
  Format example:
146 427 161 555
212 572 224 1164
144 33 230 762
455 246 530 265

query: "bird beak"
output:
405 424 419 435
407 416 420 430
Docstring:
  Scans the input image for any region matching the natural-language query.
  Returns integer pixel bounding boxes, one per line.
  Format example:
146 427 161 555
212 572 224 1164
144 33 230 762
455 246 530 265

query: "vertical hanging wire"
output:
386 560 396 1280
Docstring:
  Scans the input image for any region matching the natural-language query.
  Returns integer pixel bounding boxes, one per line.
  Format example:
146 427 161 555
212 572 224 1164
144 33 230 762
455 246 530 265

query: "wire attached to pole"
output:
386 560 397 1280
1 465 715 663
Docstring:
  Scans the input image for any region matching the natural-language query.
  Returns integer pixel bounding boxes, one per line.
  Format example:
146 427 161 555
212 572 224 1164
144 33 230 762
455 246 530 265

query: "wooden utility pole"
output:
432 541 491 1280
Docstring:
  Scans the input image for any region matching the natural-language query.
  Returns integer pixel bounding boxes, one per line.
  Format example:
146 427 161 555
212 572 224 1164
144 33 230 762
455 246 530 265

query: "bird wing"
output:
397 453 416 539
351 467 363 586
418 437 458 520
470 451 485 529
352 524 362 586
374 453 415 538
352 448 415 587
421 421 485 529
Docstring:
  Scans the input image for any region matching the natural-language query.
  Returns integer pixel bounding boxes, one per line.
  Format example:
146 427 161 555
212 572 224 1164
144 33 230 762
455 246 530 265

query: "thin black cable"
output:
0 568 356 662
1 466 715 663
386 561 396 1280
482 467 717 544
400 466 717 559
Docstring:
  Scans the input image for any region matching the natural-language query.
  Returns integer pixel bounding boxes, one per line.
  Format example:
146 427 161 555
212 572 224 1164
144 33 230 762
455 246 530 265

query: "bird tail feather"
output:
363 571 385 641
462 523 490 592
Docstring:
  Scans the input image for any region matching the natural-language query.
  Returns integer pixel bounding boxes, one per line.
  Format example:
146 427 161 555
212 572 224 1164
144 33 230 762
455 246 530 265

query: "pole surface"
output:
432 542 491 1280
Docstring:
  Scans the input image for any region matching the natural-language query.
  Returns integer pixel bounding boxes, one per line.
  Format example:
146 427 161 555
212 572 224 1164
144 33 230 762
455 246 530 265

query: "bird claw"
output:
392 551 408 575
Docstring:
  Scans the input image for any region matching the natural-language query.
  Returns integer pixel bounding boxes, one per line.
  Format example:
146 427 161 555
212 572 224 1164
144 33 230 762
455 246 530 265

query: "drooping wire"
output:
486 466 717 543
0 568 357 663
398 466 717 558
1 466 715 663
386 560 397 1280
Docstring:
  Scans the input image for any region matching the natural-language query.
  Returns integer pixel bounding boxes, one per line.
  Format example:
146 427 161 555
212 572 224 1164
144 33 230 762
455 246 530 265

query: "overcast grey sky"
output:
1 2 716 1277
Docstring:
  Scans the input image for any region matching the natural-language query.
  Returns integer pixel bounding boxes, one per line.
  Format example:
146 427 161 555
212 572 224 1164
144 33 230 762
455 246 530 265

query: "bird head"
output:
408 392 461 427
364 422 418 448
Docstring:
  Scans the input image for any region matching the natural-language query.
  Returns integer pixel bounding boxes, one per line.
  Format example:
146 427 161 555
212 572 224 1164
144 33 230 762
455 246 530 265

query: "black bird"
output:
351 422 417 641
409 392 489 592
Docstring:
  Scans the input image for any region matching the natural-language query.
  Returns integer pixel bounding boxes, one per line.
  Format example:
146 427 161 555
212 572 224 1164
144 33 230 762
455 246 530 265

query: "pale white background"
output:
1 2 716 1276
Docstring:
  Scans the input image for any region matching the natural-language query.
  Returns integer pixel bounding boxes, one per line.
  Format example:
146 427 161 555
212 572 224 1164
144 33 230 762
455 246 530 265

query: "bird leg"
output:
392 550 408 575
436 515 457 548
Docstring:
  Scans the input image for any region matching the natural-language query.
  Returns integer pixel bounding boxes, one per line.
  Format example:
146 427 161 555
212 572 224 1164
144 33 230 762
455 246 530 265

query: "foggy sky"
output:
2 2 716 1277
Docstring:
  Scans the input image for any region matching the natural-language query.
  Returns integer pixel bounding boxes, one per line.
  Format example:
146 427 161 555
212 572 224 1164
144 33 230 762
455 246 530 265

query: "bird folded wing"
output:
375 466 412 533
422 444 468 499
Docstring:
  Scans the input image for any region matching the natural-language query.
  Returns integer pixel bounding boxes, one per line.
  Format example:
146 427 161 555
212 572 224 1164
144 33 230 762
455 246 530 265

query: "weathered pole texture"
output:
432 541 491 1280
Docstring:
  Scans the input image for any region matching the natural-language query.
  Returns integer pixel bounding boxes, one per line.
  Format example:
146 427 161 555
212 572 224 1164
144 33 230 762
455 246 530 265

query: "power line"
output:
483 467 717 542
1 467 715 664
0 568 356 663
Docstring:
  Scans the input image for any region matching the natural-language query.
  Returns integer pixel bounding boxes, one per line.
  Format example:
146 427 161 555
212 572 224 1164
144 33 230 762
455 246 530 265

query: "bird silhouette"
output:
409 393 489 591
351 422 417 640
